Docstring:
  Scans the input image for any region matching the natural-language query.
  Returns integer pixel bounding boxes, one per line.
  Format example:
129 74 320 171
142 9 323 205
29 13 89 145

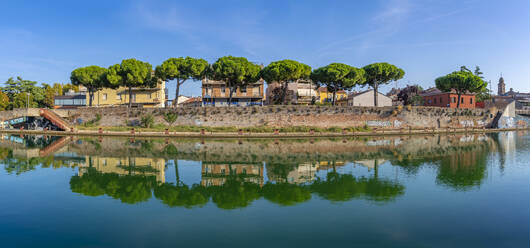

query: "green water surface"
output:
0 132 529 247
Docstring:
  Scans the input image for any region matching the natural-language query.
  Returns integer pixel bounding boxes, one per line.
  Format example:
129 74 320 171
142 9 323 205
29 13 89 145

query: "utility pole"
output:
26 92 30 126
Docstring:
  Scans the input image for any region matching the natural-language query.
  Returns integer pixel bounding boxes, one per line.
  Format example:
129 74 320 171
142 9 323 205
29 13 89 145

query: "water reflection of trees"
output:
310 172 404 202
390 141 492 191
0 133 516 207
70 167 157 204
67 166 405 208
435 147 489 191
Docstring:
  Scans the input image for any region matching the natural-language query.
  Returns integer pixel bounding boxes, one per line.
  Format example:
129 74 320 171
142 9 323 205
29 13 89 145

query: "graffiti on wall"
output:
366 120 392 127
498 116 530 129
366 120 403 128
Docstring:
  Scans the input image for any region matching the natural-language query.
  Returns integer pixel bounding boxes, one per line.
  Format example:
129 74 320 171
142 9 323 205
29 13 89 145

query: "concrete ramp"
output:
39 109 71 131
0 108 71 131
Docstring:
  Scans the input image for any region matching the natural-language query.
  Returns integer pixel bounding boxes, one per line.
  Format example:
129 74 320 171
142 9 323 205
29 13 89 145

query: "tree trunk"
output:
128 86 132 108
228 87 235 106
282 82 288 105
457 93 461 108
373 82 379 107
374 160 379 179
89 90 94 107
332 91 337 106
175 160 180 186
175 79 185 108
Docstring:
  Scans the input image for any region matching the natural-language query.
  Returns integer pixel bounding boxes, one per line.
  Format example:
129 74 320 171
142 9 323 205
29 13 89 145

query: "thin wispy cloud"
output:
123 0 273 59
372 0 411 24
316 0 476 58
316 0 412 57
126 1 192 35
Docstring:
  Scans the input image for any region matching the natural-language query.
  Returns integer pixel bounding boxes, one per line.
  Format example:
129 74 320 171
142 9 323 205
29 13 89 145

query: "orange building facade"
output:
423 93 476 109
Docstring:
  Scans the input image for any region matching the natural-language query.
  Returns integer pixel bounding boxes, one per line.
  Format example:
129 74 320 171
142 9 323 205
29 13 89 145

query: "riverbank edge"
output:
1 127 527 139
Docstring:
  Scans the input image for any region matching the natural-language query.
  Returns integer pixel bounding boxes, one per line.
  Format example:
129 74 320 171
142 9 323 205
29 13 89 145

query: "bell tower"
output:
498 76 505 96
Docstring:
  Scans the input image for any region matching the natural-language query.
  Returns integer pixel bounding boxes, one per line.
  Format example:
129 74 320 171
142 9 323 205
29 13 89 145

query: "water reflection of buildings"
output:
79 156 166 183
267 162 320 184
201 163 263 186
353 160 387 170
266 160 388 184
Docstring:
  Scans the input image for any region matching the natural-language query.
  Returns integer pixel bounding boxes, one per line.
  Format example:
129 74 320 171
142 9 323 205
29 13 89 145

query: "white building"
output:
174 96 190 106
347 89 392 107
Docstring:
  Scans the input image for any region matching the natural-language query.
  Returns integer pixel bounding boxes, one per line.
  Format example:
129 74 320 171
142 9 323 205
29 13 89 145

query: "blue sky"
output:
1 0 530 99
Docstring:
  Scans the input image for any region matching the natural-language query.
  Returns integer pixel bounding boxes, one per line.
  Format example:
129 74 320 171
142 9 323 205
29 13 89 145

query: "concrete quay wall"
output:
57 105 495 129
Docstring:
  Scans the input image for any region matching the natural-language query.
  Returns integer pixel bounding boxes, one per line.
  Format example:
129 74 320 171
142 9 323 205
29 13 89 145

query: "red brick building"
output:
421 88 476 109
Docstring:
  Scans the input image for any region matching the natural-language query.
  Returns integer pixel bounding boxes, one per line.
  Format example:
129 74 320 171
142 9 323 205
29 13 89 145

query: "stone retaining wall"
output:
55 106 494 129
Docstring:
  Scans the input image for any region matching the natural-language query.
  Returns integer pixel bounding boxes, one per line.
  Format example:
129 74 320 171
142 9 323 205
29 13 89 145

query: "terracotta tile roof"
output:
420 88 475 97
182 97 202 104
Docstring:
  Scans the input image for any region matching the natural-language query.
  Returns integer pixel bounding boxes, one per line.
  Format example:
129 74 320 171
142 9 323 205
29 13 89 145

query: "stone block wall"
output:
61 105 494 129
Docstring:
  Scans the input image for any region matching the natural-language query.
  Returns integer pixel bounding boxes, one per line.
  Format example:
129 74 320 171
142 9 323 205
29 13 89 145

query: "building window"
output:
240 86 247 93
434 98 437 104
440 97 443 103
221 86 226 93
461 97 464 104
452 97 456 103
102 93 107 101
470 98 473 104
116 94 121 100
147 93 151 99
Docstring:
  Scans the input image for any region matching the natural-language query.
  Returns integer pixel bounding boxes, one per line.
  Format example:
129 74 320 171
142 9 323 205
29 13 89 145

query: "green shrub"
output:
140 114 155 128
163 112 178 126
83 113 101 127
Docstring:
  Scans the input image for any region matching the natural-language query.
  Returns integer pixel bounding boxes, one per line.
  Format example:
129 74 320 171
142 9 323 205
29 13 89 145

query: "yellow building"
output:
317 87 348 104
84 81 166 108
79 156 166 183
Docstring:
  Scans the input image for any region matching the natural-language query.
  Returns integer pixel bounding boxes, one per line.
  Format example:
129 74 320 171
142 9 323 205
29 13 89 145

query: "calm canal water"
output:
0 132 529 248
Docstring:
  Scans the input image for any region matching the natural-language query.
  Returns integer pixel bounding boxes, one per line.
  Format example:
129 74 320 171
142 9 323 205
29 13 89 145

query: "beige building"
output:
265 80 318 105
79 156 166 183
202 79 265 106
87 81 166 108
201 163 264 186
